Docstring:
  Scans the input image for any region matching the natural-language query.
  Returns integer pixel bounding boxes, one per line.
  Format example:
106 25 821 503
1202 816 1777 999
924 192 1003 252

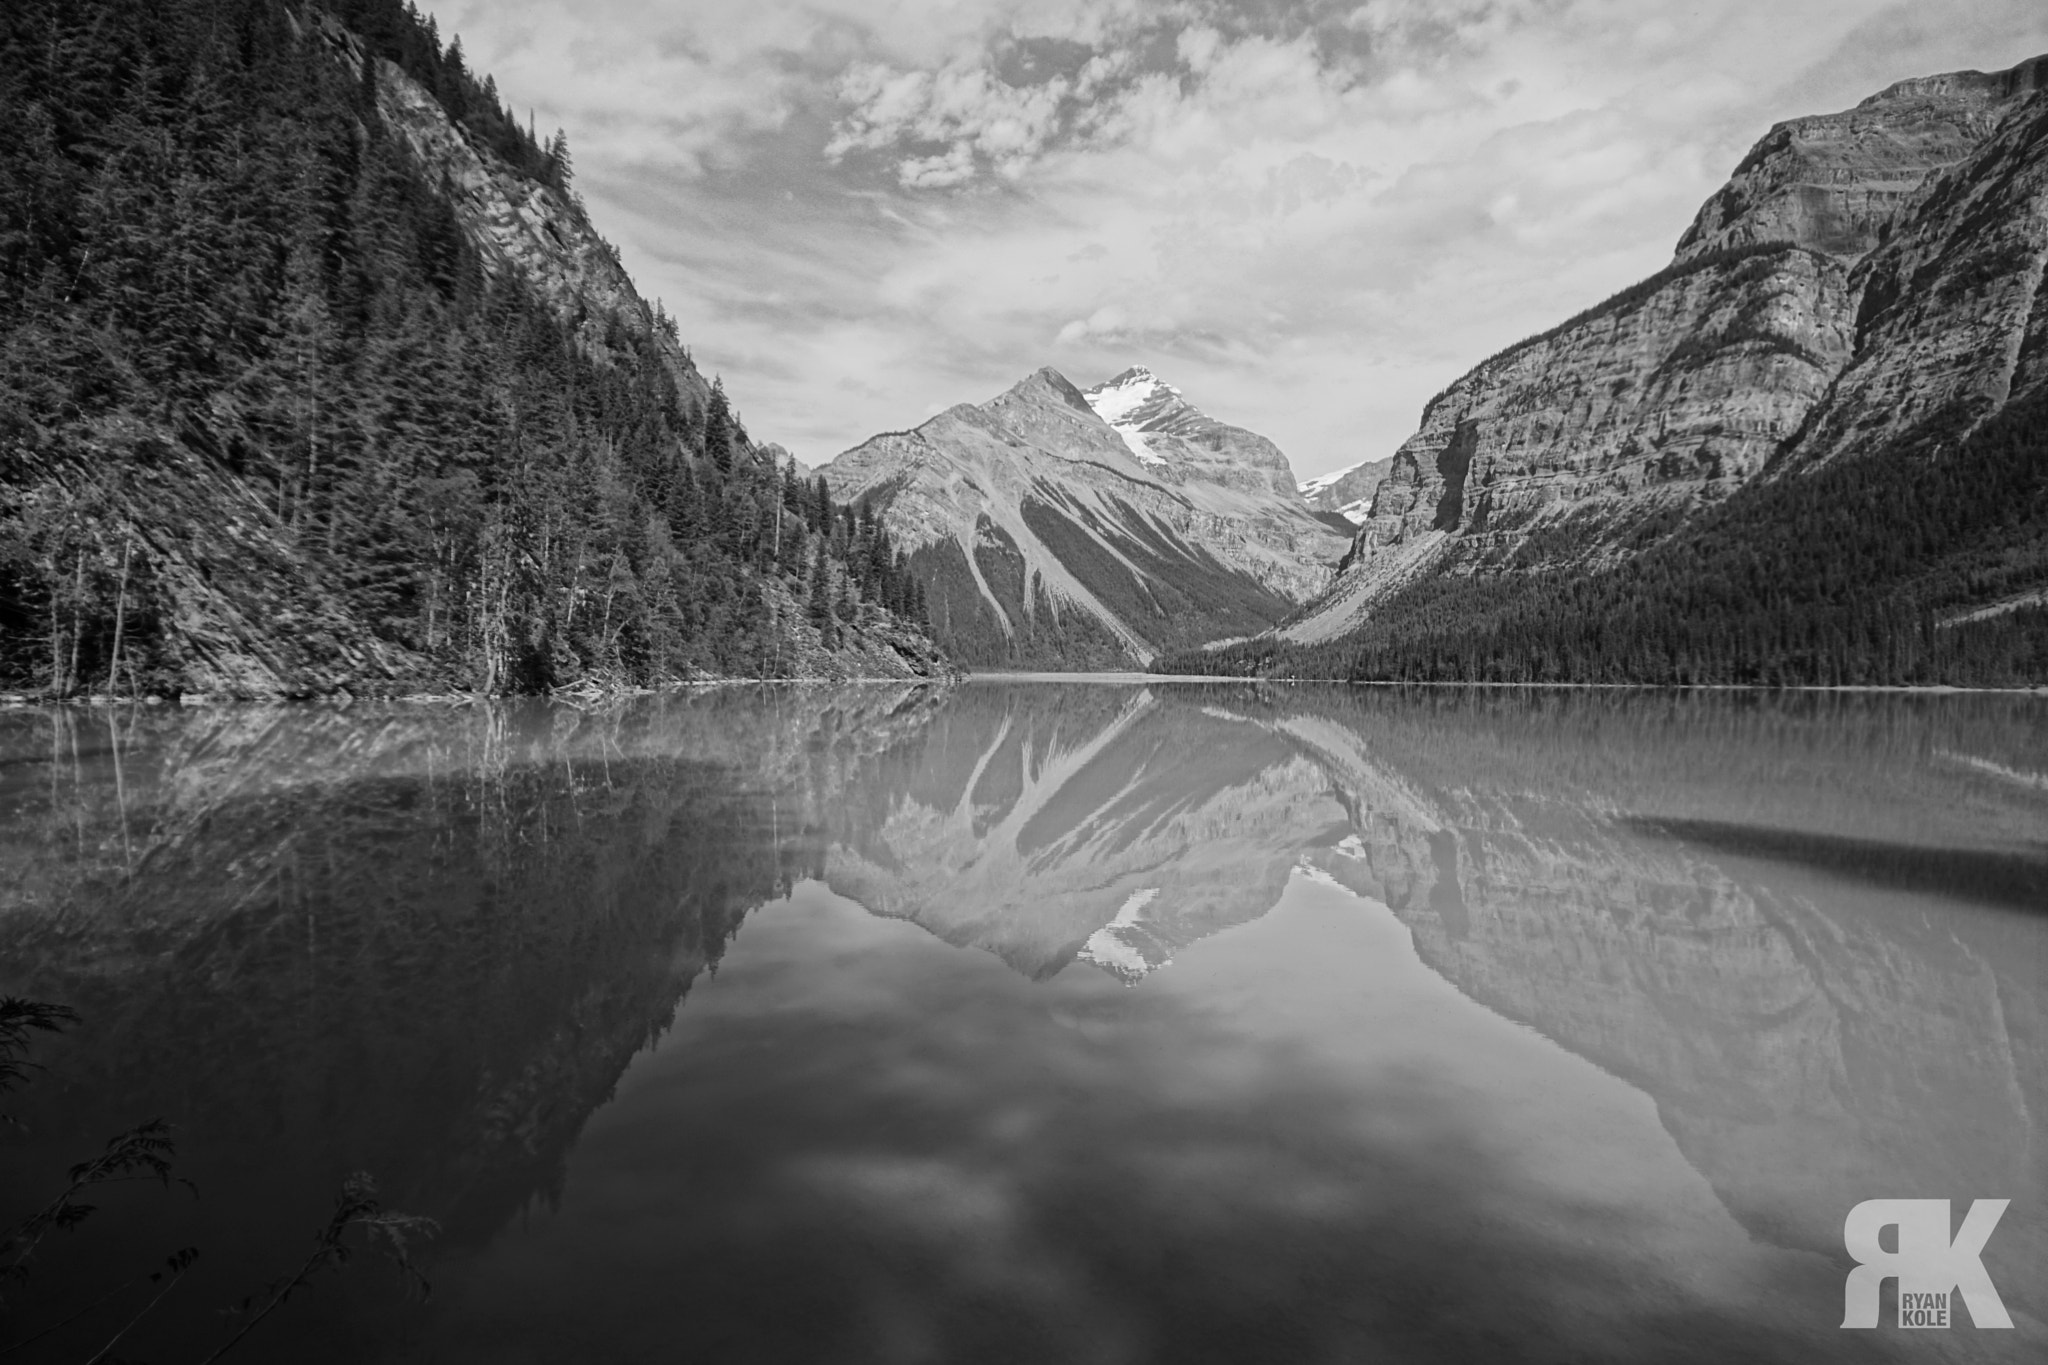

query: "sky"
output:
426 0 2048 481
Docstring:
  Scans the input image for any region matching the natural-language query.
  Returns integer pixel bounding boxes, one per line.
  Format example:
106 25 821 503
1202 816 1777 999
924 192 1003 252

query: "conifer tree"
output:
704 378 734 475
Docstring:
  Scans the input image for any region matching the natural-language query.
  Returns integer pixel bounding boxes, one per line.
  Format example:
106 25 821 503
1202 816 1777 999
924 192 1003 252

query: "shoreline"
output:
964 672 2048 695
0 673 960 709
8 675 2046 707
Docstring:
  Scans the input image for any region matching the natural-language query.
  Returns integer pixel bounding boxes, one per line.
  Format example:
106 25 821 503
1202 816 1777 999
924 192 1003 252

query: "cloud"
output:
425 0 2048 475
826 57 1083 184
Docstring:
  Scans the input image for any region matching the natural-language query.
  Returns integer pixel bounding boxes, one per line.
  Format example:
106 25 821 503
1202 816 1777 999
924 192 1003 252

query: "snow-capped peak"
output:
1298 459 1368 496
1084 367 1179 427
1083 367 1188 467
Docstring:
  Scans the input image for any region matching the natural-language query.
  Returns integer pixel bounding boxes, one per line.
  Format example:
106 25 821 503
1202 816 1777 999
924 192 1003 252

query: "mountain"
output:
0 0 944 697
1080 366 1300 498
820 367 1349 669
1299 457 1395 526
1184 54 2048 686
1673 63 2042 262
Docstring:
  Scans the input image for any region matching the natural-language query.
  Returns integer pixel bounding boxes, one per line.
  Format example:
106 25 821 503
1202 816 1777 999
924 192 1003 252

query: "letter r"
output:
1843 1200 1947 1328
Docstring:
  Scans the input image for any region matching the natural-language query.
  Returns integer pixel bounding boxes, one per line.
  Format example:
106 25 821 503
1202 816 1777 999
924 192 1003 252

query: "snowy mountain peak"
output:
1298 456 1395 527
1071 366 1314 502
1083 367 1184 430
1298 463 1360 497
1082 367 1200 467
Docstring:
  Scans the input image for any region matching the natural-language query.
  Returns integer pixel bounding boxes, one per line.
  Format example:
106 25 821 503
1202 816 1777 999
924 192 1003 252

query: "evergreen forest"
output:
0 0 936 696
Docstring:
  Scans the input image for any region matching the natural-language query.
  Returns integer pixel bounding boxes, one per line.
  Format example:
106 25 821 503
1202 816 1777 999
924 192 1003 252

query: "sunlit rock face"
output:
1675 60 2048 264
1283 54 2048 645
1788 84 2048 469
312 14 709 410
821 369 1349 667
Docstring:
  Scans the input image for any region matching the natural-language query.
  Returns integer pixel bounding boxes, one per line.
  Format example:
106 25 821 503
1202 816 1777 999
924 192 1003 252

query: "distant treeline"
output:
1167 382 2048 687
0 0 931 694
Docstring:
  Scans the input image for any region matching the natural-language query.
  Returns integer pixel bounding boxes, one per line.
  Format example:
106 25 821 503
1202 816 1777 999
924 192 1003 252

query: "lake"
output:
0 682 2043 1363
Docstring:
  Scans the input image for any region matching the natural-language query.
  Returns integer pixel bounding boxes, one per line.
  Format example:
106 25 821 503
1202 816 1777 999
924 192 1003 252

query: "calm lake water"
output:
0 683 2043 1363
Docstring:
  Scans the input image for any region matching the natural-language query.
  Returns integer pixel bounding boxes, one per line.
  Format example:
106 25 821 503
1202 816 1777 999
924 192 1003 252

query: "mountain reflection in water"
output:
0 685 2041 1363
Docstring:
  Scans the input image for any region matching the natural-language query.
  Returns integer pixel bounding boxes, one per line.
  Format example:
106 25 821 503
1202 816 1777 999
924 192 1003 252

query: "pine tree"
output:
704 377 734 474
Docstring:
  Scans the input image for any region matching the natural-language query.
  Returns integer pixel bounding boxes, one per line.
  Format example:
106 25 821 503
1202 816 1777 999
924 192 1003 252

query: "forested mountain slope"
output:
1176 54 2048 686
0 0 945 696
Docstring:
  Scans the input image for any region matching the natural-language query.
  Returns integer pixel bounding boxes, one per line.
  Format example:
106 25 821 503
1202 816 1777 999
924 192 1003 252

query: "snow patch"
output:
1084 367 1176 426
1298 459 1367 496
1077 887 1163 981
1114 426 1167 466
1084 367 1179 467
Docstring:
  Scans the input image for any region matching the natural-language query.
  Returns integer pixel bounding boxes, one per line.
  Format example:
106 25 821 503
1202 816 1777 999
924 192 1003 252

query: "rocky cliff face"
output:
1674 60 2048 263
822 368 1349 667
1281 55 2048 647
313 15 711 412
1790 87 2048 469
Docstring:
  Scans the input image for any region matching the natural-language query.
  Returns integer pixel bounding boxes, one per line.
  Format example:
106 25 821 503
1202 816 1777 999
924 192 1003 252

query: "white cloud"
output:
424 0 2048 475
826 56 1077 182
